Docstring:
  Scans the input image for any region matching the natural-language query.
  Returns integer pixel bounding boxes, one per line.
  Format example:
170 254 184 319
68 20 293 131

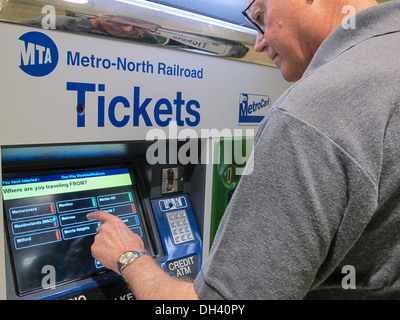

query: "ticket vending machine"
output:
1 143 206 299
0 0 290 299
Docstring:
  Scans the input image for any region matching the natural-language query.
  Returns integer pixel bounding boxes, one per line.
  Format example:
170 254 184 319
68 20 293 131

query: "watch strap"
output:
118 250 149 275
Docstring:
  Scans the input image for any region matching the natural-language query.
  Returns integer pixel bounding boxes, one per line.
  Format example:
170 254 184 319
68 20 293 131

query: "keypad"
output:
166 210 194 245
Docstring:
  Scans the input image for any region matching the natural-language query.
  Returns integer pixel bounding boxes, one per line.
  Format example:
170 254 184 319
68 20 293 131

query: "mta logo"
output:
19 31 59 77
239 93 270 125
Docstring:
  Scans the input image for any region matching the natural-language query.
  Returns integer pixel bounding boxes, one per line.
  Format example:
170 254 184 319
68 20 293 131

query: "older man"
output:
89 0 400 299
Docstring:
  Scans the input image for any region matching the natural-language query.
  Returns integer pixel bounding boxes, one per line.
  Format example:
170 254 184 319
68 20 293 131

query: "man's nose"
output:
254 32 268 52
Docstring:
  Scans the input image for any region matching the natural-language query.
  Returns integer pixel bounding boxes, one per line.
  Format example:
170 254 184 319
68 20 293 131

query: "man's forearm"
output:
122 255 199 300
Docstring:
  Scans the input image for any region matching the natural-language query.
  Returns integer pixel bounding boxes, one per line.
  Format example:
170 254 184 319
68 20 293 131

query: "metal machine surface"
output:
0 0 291 299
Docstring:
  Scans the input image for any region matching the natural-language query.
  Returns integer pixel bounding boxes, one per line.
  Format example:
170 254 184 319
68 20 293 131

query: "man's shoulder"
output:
276 28 400 128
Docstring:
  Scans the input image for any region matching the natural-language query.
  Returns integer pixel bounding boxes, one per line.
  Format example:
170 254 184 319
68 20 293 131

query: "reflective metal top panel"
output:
0 0 275 67
146 0 253 27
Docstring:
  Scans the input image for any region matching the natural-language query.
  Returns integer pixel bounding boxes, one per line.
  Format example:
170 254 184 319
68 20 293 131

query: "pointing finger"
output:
87 210 115 223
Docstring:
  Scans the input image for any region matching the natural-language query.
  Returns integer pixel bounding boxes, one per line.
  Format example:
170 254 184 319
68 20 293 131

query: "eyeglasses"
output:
242 0 265 34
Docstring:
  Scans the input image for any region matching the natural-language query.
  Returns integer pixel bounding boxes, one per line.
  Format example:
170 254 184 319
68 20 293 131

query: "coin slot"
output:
166 169 175 192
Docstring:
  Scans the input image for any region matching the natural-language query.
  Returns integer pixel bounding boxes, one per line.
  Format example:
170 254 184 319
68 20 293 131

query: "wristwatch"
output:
117 250 149 275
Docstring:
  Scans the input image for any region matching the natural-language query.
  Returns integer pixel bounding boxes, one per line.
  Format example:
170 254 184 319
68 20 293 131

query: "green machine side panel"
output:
210 137 254 248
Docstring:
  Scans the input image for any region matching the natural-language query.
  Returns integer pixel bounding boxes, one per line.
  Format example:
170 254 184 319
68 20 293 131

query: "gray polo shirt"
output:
194 1 400 299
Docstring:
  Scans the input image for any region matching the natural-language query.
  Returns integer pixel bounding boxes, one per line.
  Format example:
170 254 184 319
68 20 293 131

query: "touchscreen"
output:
2 167 152 295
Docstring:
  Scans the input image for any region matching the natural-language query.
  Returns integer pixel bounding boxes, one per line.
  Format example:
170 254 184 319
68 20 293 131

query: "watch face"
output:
120 251 135 264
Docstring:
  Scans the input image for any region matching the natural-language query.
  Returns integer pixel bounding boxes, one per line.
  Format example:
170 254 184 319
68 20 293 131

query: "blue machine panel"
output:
151 194 202 280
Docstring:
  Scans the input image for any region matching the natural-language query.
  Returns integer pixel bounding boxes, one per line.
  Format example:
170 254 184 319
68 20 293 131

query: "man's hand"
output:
87 210 199 300
87 211 146 274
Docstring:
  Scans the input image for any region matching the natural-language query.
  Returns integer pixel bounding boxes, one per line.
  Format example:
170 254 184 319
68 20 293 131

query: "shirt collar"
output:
303 1 400 77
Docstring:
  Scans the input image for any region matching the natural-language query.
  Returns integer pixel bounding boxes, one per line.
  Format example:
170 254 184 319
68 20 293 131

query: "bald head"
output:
248 0 378 81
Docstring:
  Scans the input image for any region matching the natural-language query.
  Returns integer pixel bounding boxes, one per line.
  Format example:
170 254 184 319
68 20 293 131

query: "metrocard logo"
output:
239 93 271 125
19 31 59 77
